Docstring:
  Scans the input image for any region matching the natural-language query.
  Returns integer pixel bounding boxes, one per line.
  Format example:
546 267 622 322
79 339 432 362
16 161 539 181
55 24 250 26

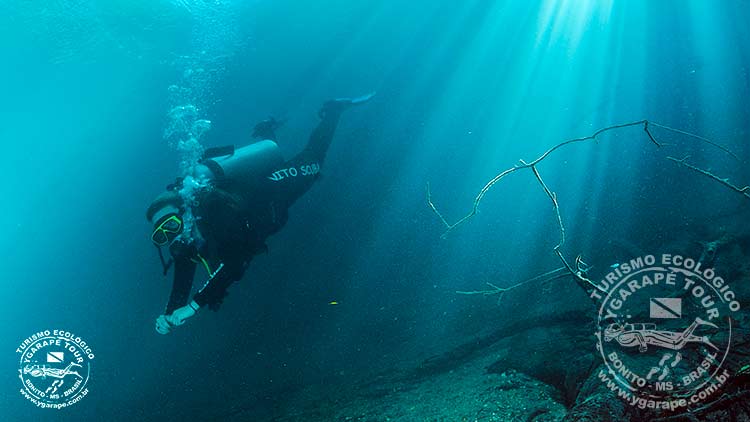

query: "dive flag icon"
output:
650 298 682 318
47 352 64 363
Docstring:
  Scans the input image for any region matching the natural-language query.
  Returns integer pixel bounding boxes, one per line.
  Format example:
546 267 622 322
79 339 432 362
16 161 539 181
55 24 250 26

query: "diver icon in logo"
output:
20 358 83 397
19 354 86 397
603 317 719 352
21 361 84 380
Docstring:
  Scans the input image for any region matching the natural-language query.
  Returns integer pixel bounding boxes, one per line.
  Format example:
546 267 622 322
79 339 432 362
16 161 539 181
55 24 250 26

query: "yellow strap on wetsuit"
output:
191 254 225 293
192 254 214 276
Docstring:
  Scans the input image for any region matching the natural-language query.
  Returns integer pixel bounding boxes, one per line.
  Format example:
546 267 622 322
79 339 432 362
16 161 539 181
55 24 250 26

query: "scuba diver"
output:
146 93 374 335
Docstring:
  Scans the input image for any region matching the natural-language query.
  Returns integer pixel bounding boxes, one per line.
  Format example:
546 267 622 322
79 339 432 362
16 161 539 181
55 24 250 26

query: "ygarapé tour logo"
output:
591 254 739 411
16 329 95 409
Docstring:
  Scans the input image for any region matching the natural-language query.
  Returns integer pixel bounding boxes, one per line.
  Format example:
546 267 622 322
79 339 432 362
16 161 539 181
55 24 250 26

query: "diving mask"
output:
151 214 183 246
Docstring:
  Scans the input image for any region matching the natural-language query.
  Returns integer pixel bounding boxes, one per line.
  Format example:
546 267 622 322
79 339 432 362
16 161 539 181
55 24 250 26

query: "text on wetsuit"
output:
267 163 320 181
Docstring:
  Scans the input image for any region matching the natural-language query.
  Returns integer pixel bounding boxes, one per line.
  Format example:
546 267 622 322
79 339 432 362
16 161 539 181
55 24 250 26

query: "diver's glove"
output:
155 315 172 335
166 300 200 327
155 301 200 335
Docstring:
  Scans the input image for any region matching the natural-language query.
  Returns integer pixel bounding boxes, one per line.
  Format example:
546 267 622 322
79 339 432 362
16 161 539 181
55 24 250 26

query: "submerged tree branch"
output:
429 120 745 295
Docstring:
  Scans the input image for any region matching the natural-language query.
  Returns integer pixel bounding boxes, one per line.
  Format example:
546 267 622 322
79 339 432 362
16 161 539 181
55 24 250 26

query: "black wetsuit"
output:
164 105 344 314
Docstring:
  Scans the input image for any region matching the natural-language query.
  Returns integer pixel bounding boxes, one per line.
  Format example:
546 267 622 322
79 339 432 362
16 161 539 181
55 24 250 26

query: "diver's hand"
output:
165 301 200 328
155 315 172 335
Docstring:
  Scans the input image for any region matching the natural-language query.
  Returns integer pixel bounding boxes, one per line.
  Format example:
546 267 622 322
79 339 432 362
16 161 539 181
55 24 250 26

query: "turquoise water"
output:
1 1 748 420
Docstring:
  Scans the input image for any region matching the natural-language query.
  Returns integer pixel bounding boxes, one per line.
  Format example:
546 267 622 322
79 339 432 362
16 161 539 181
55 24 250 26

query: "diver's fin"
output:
252 117 285 140
345 91 376 105
319 92 376 119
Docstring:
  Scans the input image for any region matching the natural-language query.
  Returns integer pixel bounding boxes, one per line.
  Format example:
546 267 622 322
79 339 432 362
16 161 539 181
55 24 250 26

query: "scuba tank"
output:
147 139 283 225
197 140 283 191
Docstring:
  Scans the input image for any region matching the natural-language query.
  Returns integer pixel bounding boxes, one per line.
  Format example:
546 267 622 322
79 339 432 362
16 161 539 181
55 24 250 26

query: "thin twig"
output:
456 267 569 297
456 282 505 296
667 156 750 200
650 122 740 160
426 182 450 229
